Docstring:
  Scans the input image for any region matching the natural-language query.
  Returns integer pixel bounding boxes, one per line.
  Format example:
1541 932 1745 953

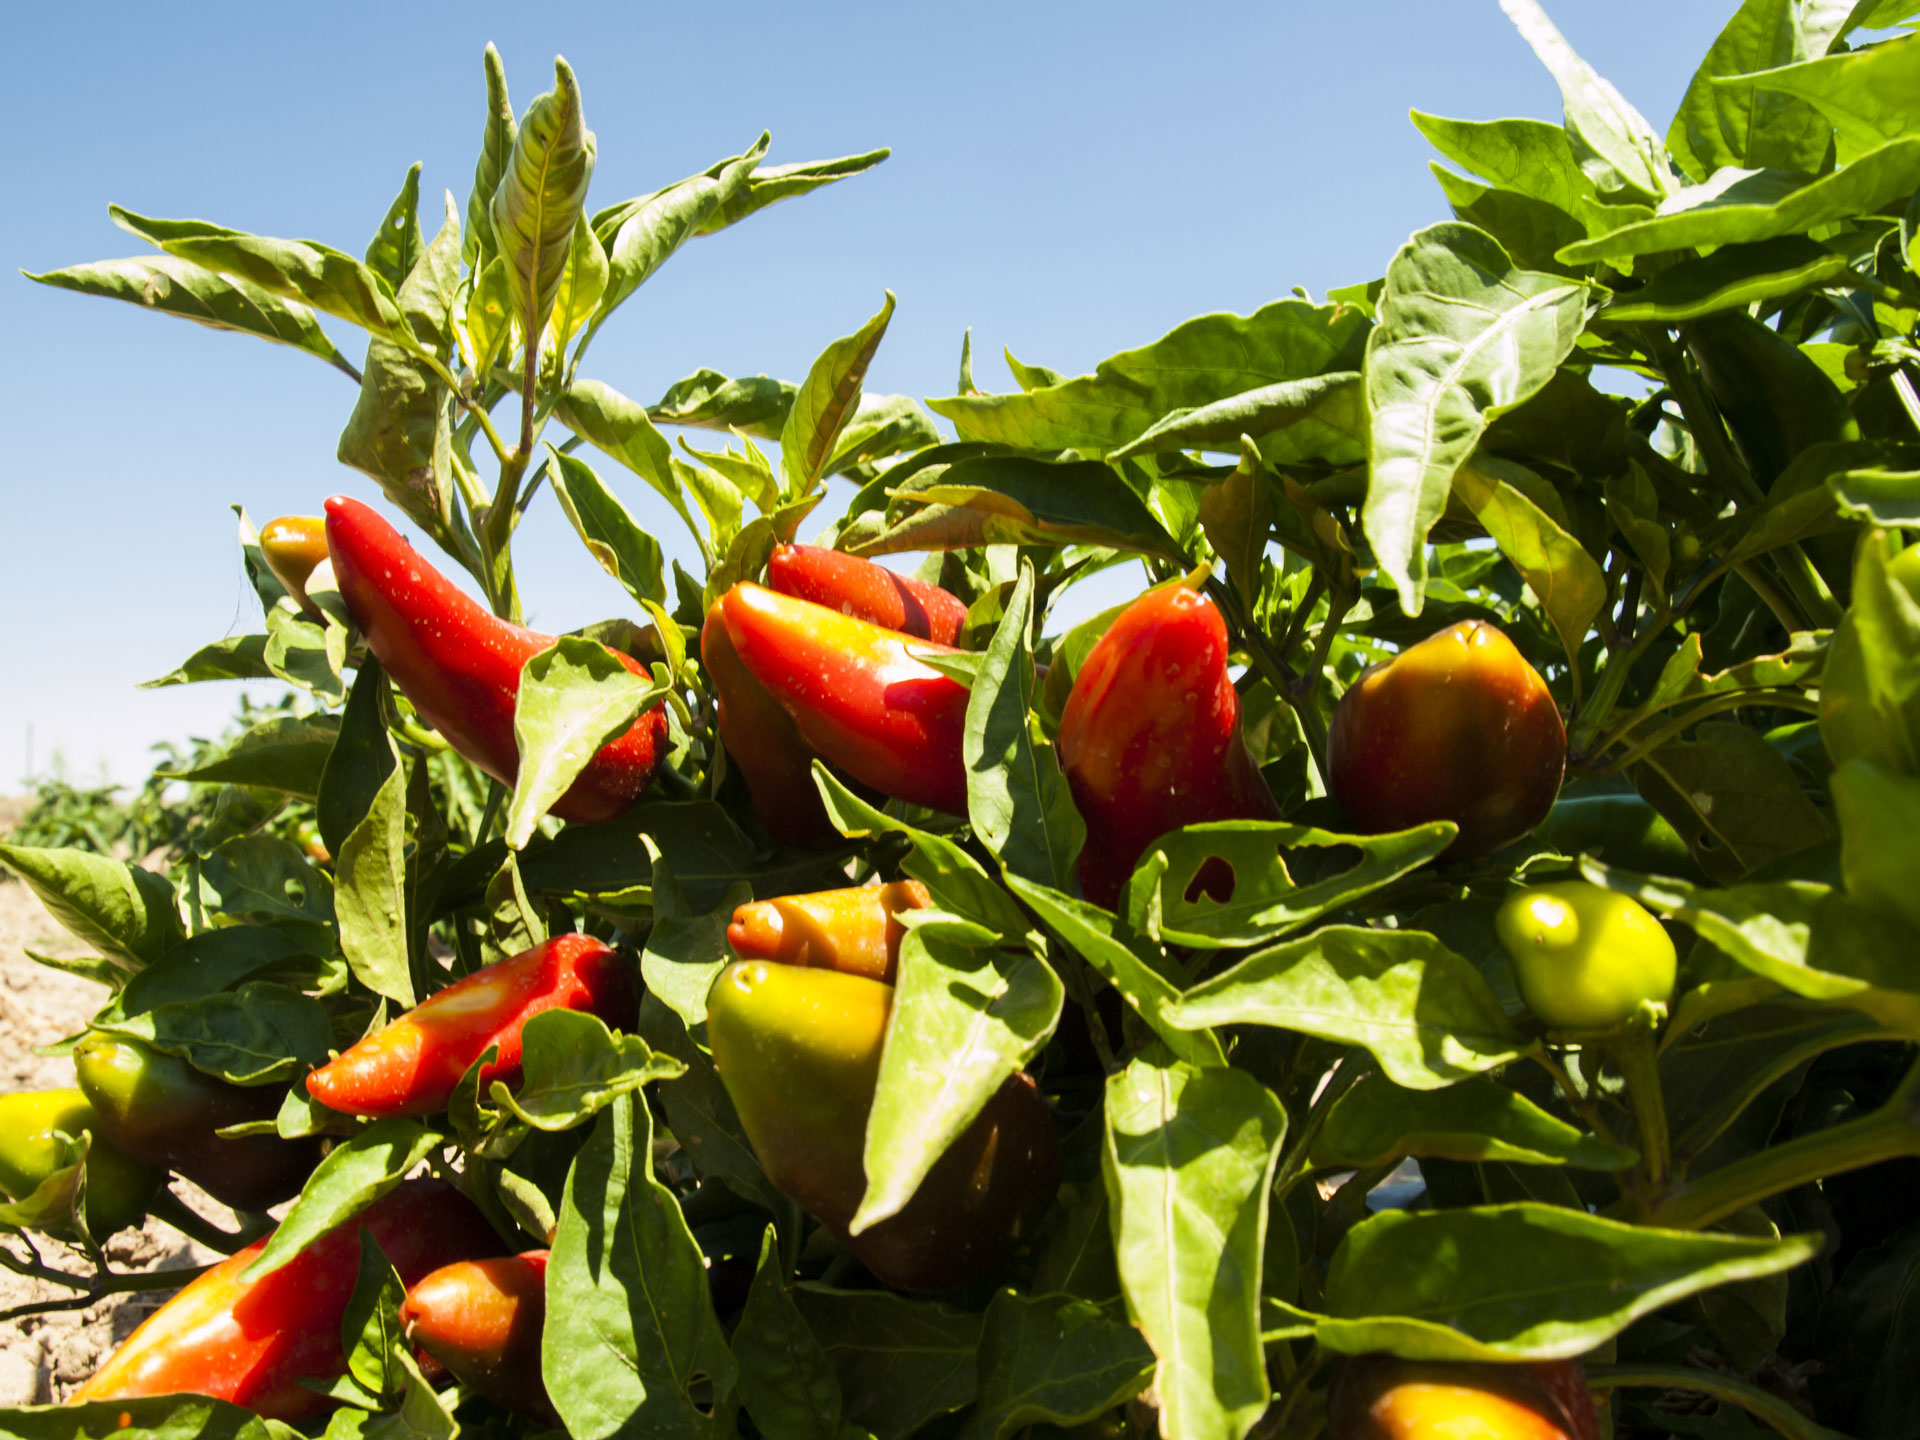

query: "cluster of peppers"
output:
15 496 1654 1436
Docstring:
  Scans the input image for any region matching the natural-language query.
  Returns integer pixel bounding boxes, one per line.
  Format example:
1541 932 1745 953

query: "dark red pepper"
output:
324 495 668 825
306 934 637 1119
402 1250 556 1423
1056 585 1278 909
767 543 969 645
72 1179 504 1421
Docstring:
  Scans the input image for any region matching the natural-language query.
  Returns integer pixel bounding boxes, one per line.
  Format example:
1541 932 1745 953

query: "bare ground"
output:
0 870 226 1404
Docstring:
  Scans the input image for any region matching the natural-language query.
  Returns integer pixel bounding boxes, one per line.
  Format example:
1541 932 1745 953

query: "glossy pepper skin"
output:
72 1035 323 1212
1328 621 1565 861
307 934 637 1119
259 514 330 619
72 1179 503 1421
702 602 840 848
1326 1355 1599 1440
719 582 971 814
324 495 668 825
707 959 1057 1292
768 544 969 645
727 880 930 984
1495 880 1676 1031
0 1090 162 1238
1057 586 1279 910
403 1250 556 1423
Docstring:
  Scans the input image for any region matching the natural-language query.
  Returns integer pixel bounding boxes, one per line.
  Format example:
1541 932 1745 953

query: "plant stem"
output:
0 1257 213 1324
1609 1020 1672 1200
148 1189 258 1255
1592 689 1822 776
1532 1050 1621 1149
1273 1056 1367 1203
1586 1364 1849 1440
1641 1057 1920 1230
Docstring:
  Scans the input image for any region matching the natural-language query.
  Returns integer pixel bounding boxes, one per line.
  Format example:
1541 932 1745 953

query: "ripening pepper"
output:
72 1178 503 1421
1495 880 1676 1031
1327 620 1565 860
72 1035 323 1212
727 881 930 984
324 495 668 825
706 959 1058 1292
702 602 841 848
259 514 330 619
718 582 971 814
767 544 969 645
402 1250 556 1423
0 1089 162 1239
306 934 637 1119
1057 585 1279 909
1325 1354 1600 1440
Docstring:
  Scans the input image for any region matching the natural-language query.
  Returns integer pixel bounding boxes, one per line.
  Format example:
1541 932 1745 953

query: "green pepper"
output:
0 1089 162 1238
1494 880 1677 1031
72 1034 323 1212
706 959 1058 1292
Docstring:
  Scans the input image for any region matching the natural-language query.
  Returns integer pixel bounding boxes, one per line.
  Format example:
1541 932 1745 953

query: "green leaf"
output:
689 145 888 236
505 635 665 849
1313 1203 1820 1360
1633 723 1832 881
159 713 341 798
555 379 704 544
160 232 410 341
264 607 345 702
1452 457 1606 673
245 1119 442 1280
1198 440 1275 613
1103 1051 1287 1440
338 191 461 544
546 1093 737 1440
549 448 666 606
364 163 425 292
141 632 276 688
592 137 768 340
319 659 399 860
340 1232 409 1406
638 854 746 1029
1560 139 1920 265
1603 236 1853 323
1312 1072 1639 1171
1821 530 1920 772
1669 0 1837 181
1730 29 1920 167
0 1129 89 1239
791 1286 985 1440
650 367 793 438
929 299 1369 458
1006 873 1224 1069
98 982 331 1085
964 564 1084 890
1166 926 1532 1090
493 1008 682 1131
1496 0 1670 202
957 1291 1155 1440
542 215 608 367
24 256 357 380
733 1228 845 1440
782 292 896 498
1411 114 1654 237
0 1397 300 1440
491 58 596 370
856 454 1182 562
1363 222 1592 613
1124 821 1458 951
852 922 1062 1232
1109 373 1367 466
335 760 414 1008
0 844 180 970
110 926 314 1018
463 44 516 266
638 995 779 1212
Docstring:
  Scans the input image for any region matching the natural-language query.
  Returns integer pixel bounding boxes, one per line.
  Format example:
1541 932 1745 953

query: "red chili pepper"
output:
72 1179 503 1421
768 544 969 645
701 602 841 848
324 495 668 825
727 880 930 984
1057 585 1278 909
718 582 970 815
402 1250 555 1423
305 935 637 1119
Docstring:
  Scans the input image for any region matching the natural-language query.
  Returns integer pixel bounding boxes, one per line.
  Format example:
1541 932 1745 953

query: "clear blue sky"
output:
1 1 1728 787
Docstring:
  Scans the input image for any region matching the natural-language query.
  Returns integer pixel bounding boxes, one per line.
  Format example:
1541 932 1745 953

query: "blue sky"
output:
1 1 1728 787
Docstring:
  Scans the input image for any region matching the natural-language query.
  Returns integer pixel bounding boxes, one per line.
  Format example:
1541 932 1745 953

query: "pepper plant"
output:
6 0 1920 1436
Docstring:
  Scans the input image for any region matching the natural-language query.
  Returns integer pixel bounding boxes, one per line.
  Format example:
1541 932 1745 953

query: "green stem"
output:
148 1189 259 1255
409 346 512 470
1586 1364 1849 1440
1592 689 1822 776
0 1259 214 1324
1532 1050 1621 1149
1609 1019 1672 1200
1642 1058 1920 1229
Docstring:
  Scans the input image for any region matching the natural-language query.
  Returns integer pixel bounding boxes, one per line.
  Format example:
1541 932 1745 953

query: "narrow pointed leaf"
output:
782 292 895 497
464 44 516 266
491 58 595 369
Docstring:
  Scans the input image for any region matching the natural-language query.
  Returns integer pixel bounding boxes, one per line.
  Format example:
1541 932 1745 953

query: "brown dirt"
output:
0 866 226 1404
